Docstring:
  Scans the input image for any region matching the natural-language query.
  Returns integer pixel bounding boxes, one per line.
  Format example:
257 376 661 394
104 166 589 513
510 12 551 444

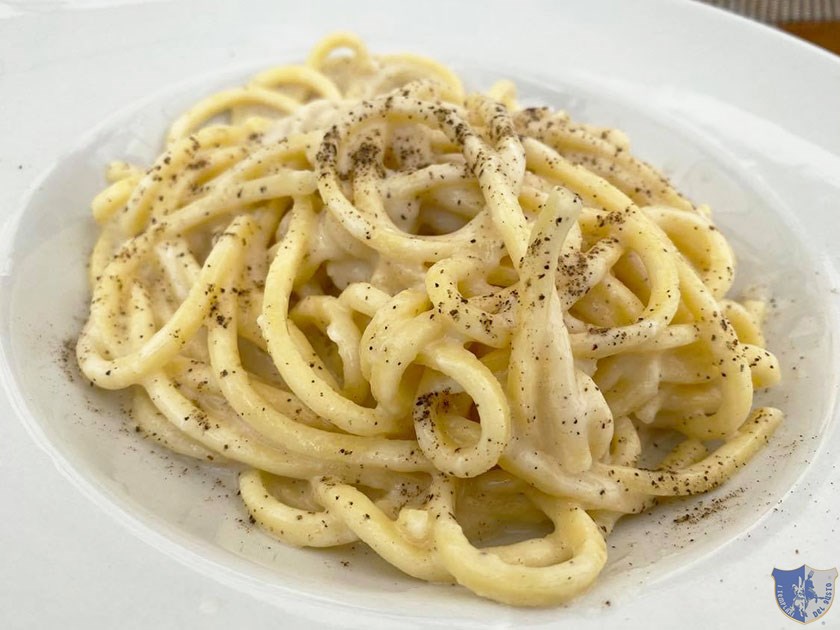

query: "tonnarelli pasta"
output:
76 33 782 606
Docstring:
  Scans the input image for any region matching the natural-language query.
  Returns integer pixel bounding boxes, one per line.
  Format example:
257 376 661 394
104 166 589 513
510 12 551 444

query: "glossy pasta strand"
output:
76 33 784 607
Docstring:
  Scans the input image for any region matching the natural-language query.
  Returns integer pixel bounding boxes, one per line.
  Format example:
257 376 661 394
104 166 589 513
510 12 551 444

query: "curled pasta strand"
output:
78 215 257 388
522 138 682 358
413 341 511 478
307 32 374 72
75 33 785 606
167 87 301 144
250 65 343 101
240 470 359 547
434 497 607 607
262 197 410 436
313 476 451 582
209 247 431 471
598 407 782 496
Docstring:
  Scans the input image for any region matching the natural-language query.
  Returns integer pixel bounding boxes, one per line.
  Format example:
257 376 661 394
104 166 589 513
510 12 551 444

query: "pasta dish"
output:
76 33 782 606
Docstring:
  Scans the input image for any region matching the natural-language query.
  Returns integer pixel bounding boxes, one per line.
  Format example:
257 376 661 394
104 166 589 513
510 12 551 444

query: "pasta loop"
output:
76 33 784 606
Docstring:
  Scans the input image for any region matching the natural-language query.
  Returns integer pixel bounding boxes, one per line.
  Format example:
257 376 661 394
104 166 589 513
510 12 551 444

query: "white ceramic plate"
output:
1 1 839 628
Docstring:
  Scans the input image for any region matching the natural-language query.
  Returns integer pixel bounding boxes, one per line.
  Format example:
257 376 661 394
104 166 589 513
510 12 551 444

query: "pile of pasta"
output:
77 33 782 606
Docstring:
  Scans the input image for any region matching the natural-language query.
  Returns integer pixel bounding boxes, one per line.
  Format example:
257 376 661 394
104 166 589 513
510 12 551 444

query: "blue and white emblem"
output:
772 565 837 624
